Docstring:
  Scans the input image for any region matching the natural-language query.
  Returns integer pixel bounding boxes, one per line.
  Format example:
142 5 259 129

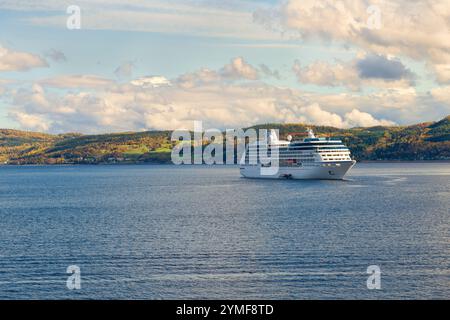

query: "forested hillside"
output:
1 116 449 164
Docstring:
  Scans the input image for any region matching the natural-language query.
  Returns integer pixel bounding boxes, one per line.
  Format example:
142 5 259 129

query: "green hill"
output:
1 116 449 164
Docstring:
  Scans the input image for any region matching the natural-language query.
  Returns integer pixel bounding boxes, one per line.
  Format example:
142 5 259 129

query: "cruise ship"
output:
240 129 356 180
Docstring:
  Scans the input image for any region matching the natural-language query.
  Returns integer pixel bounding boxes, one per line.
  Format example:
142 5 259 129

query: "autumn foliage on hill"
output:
0 116 449 164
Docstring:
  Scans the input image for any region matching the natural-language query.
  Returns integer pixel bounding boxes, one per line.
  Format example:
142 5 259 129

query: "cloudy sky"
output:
0 0 449 133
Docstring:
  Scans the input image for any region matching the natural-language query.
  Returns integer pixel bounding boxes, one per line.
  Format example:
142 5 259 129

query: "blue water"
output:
0 163 449 299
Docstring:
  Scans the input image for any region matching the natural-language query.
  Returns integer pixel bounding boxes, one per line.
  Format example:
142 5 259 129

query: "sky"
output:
0 0 449 133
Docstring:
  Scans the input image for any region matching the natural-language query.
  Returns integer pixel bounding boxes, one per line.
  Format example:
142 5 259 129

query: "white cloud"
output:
293 60 359 89
7 77 402 133
176 69 221 89
0 45 48 72
39 75 114 89
292 53 414 90
298 103 345 127
296 104 395 128
5 0 281 41
130 76 171 88
432 64 450 84
343 109 395 127
220 57 259 80
5 57 448 134
431 86 450 104
1 2 448 133
175 57 279 89
9 111 50 132
258 0 450 82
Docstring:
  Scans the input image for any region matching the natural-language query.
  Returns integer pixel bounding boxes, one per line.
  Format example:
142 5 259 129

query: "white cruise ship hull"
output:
240 160 356 180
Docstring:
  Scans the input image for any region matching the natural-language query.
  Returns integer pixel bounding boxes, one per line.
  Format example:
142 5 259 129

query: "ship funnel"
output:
307 128 315 138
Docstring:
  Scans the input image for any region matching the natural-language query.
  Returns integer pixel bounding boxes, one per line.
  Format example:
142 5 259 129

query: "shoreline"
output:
1 160 449 167
357 160 450 163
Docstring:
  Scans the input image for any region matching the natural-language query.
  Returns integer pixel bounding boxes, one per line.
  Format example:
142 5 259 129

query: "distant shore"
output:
1 115 448 165
358 160 450 163
1 160 449 167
